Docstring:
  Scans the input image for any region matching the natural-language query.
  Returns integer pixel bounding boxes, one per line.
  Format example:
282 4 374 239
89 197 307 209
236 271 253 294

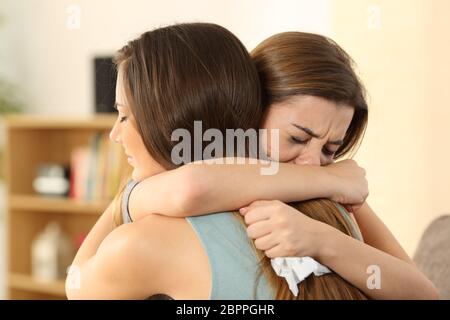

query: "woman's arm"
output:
128 158 368 221
352 202 412 263
65 201 134 299
240 200 438 299
68 201 116 267
65 201 165 299
320 228 438 299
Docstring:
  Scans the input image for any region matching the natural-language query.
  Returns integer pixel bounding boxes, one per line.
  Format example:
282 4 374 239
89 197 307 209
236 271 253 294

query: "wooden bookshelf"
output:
3 115 129 299
9 194 109 215
9 273 66 297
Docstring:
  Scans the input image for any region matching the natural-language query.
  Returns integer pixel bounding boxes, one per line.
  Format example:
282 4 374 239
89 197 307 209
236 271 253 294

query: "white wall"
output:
1 0 330 116
330 0 450 255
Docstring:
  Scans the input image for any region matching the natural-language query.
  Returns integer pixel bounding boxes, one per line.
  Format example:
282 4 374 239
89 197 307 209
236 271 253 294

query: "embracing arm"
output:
129 158 367 221
323 202 437 298
65 202 162 299
319 225 438 299
352 202 412 263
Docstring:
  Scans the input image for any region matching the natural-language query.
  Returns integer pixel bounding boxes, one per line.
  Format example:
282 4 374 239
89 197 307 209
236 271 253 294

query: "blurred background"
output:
0 0 449 299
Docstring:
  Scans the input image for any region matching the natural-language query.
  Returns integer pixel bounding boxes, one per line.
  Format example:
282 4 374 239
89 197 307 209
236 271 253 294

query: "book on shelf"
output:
68 132 126 203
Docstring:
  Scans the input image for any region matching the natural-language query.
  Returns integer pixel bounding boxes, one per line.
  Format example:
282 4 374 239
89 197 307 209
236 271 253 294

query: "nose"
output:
293 150 321 166
109 123 121 144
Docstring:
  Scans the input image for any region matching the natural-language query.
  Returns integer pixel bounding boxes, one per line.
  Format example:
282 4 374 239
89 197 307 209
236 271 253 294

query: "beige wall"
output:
330 0 450 255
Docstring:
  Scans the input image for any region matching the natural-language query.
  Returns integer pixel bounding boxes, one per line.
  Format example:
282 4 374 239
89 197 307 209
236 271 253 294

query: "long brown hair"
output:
247 32 369 299
111 23 263 225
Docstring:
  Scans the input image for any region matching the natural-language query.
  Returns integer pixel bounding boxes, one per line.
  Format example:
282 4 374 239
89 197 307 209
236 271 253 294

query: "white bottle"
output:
31 222 72 281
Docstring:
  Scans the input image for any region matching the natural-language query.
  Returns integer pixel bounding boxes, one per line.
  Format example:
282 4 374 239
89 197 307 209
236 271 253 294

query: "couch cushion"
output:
413 215 450 299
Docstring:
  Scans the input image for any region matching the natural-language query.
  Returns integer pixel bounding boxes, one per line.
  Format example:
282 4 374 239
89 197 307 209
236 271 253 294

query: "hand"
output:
324 159 368 212
239 200 333 259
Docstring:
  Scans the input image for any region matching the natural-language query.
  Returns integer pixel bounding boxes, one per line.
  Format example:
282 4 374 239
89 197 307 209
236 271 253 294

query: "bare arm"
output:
325 202 438 297
319 226 438 299
129 158 367 221
65 201 135 299
68 201 116 267
65 202 164 299
352 202 412 263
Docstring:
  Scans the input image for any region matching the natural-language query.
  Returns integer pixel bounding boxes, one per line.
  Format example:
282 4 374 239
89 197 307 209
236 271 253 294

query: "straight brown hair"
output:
111 23 263 225
115 23 263 169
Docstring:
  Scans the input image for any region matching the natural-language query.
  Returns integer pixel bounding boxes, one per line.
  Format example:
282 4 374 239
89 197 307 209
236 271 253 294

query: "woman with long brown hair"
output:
66 22 270 299
121 31 438 299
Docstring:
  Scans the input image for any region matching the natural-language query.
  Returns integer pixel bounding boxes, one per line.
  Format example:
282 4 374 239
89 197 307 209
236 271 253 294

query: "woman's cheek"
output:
259 131 270 158
276 141 296 162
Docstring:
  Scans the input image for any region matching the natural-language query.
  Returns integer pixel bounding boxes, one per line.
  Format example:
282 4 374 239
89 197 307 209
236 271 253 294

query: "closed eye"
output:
290 134 336 157
290 136 308 144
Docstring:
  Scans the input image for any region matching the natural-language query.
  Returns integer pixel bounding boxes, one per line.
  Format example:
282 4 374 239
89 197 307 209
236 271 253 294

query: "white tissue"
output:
270 257 331 296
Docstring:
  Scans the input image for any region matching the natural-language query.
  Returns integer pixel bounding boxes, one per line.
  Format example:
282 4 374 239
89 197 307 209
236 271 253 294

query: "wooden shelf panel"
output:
9 273 66 297
4 115 127 299
4 114 117 130
8 194 109 215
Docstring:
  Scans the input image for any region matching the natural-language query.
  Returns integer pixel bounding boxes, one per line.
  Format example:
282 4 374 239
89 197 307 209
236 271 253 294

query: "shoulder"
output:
107 214 185 272
86 215 183 298
66 214 180 299
104 214 210 298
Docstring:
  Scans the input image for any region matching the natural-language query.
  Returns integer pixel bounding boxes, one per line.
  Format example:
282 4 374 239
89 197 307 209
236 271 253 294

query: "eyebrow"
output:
291 123 344 146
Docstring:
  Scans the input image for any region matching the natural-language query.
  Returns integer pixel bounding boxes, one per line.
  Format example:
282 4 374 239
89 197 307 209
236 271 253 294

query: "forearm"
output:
129 158 333 220
67 218 142 299
353 202 413 264
188 160 334 214
71 201 116 267
128 167 196 221
319 228 438 299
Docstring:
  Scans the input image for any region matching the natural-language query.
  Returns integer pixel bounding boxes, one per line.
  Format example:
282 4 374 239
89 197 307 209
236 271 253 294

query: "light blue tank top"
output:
186 212 275 299
121 180 363 299
121 180 274 300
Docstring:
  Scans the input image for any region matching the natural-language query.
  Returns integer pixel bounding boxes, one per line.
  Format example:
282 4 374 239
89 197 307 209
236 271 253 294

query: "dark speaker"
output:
94 57 117 113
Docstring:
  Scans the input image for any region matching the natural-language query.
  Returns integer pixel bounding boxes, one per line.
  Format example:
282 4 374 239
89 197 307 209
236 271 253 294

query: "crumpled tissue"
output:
271 257 331 296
